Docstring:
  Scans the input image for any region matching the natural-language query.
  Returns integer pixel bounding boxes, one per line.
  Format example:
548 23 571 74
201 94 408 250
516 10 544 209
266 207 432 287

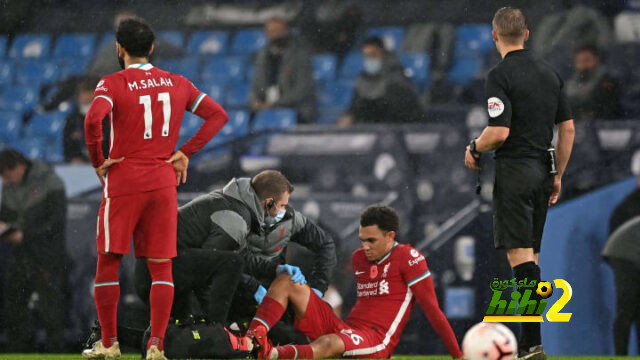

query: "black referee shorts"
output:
493 158 554 253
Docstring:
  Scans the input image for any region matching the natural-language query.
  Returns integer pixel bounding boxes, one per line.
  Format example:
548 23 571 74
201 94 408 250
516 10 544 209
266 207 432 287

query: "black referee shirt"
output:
486 49 573 159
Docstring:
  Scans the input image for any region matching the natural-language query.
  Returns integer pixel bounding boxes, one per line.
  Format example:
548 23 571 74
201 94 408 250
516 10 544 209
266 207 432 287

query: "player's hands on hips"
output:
464 146 480 171
167 150 189 185
549 175 562 206
277 264 307 284
95 157 125 186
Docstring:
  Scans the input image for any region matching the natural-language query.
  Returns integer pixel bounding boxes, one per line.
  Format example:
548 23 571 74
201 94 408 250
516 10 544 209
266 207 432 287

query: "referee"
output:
464 8 575 360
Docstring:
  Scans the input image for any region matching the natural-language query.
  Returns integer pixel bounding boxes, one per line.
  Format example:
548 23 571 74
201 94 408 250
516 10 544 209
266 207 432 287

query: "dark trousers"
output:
4 253 69 352
610 258 640 355
134 248 243 324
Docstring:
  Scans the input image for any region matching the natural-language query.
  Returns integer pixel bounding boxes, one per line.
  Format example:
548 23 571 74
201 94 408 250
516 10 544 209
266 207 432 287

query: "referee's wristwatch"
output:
469 139 480 158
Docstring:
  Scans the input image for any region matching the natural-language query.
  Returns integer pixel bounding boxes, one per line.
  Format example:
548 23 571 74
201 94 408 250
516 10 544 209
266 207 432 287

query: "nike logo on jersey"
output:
355 271 366 275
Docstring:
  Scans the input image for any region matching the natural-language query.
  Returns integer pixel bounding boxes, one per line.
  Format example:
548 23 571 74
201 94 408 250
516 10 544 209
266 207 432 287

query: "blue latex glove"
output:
254 285 267 304
277 264 307 284
312 288 323 298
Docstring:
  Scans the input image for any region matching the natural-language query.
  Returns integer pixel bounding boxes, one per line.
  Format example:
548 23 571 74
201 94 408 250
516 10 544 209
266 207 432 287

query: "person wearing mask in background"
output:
338 37 425 127
0 149 70 352
565 43 622 121
63 77 100 163
249 17 316 124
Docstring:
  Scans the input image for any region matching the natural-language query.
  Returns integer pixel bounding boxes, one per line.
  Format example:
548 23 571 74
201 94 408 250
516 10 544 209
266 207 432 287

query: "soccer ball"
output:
462 322 517 360
536 281 553 299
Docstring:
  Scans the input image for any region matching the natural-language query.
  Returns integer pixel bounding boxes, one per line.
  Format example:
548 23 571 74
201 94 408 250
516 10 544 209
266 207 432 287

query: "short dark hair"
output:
360 204 399 233
574 43 599 58
116 17 155 58
251 170 294 201
492 7 527 44
362 36 385 50
0 148 28 173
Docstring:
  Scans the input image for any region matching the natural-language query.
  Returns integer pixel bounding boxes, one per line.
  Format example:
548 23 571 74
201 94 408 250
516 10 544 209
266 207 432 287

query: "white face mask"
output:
264 208 286 227
79 103 91 115
363 58 382 75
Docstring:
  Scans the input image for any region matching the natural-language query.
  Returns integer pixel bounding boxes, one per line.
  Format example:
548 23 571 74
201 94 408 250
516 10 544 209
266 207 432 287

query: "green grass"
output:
1 356 640 360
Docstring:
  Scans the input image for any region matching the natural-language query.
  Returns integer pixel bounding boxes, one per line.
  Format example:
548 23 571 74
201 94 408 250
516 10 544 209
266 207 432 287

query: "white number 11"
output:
140 92 171 139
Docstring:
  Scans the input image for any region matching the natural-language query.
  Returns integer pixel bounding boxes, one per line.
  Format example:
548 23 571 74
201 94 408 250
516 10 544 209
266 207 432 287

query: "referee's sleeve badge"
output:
487 97 505 118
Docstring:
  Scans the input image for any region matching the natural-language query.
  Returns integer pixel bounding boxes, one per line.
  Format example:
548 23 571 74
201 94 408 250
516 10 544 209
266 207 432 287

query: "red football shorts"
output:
96 186 177 258
294 290 390 358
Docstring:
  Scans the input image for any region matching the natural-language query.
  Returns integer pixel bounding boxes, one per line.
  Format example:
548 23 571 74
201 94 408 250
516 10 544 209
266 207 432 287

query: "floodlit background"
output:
0 0 639 356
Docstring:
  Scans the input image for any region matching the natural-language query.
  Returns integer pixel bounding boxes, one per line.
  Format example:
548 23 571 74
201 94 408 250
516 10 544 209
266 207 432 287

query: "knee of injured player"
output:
310 334 346 358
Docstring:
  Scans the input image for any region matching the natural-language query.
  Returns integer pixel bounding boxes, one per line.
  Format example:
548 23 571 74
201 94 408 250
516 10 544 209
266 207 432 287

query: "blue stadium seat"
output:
225 83 250 108
401 53 430 88
318 81 354 110
448 57 482 86
454 24 493 57
16 60 59 85
224 110 250 138
158 31 185 48
14 138 46 160
9 34 51 59
0 111 23 142
27 112 66 140
230 29 266 54
180 112 202 138
0 60 13 84
53 33 96 59
0 36 7 58
253 108 297 132
340 52 364 79
188 31 229 55
312 54 337 82
45 139 64 163
0 85 40 111
98 33 115 50
157 58 199 82
57 56 91 78
317 108 343 125
201 56 246 82
366 27 405 51
198 81 227 105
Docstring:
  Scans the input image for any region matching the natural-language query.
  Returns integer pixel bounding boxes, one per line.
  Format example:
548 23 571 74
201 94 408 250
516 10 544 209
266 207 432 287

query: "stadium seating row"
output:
0 108 298 162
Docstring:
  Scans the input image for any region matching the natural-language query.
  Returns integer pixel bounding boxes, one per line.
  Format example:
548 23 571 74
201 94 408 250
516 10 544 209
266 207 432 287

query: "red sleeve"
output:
84 77 114 168
402 246 463 358
179 79 229 157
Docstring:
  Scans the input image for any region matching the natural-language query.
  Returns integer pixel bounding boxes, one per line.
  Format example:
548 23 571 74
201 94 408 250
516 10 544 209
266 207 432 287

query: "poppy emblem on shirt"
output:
370 265 378 279
280 227 286 237
487 97 505 118
273 245 284 252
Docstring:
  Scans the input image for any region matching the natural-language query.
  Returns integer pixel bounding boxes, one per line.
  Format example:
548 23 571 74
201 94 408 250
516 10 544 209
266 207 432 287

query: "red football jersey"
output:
88 63 223 197
346 243 431 355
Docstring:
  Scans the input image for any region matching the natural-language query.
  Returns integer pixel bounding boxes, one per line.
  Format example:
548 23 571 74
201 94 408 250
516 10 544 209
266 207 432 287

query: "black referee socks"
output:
513 261 542 350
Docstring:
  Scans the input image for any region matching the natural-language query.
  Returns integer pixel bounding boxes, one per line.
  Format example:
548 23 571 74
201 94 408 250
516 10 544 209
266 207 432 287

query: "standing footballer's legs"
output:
146 258 174 351
94 253 123 348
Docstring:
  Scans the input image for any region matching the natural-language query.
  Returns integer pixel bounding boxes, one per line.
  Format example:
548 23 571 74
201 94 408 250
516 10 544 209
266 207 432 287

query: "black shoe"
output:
517 345 547 360
84 320 102 350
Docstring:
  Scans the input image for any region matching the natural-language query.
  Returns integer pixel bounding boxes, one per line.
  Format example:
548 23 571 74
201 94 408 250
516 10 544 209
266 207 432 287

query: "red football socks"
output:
147 260 174 351
94 253 122 348
276 345 314 359
249 296 286 332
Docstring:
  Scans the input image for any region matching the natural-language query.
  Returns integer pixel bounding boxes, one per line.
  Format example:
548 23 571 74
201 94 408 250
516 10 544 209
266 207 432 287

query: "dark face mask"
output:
269 36 289 54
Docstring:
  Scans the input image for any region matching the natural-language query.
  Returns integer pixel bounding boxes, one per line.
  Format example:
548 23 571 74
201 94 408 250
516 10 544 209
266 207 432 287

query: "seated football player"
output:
245 204 464 359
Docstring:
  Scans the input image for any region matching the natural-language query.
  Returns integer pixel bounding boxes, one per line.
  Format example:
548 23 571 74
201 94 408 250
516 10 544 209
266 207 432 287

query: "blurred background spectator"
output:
0 149 69 352
338 37 425 127
249 17 316 124
63 76 98 163
565 43 622 121
300 1 362 58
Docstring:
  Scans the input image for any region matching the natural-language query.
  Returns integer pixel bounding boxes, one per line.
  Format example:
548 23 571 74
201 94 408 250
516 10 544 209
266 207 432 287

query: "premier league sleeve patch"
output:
487 97 505 118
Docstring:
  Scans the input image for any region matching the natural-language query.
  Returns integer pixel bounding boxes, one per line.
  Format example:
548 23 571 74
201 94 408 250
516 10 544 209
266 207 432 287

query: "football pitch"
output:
1 355 639 360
